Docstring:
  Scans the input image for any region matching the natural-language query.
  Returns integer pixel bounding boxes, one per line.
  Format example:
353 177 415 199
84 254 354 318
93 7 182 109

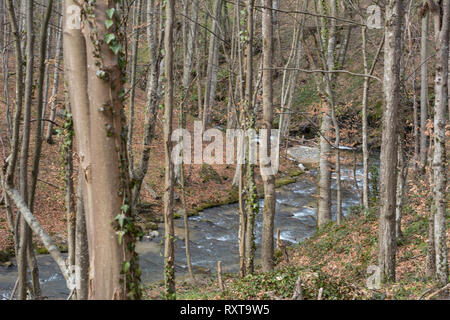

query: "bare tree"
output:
130 0 163 208
361 27 384 209
163 0 176 299
127 0 142 175
17 0 35 299
427 0 449 287
244 0 257 276
378 0 404 282
420 5 429 168
44 8 63 144
261 0 275 273
202 0 223 131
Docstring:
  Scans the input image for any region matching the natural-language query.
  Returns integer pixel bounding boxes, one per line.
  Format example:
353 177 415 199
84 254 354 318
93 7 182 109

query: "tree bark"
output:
420 10 429 168
163 0 176 299
261 0 275 273
44 12 63 144
130 0 163 208
127 0 142 175
395 136 407 241
202 0 222 131
430 0 449 287
182 0 199 89
316 0 334 228
75 175 89 300
244 0 257 276
378 0 404 283
64 0 140 299
17 0 34 299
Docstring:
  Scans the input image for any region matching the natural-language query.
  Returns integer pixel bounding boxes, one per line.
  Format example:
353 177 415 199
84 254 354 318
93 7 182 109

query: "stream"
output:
0 160 370 300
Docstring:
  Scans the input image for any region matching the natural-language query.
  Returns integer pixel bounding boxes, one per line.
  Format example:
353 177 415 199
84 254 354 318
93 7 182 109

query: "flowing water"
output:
0 162 369 300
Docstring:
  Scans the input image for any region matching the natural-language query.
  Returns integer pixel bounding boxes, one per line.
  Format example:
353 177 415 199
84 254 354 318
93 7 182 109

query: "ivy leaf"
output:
105 33 116 44
122 261 130 273
96 70 106 79
115 213 125 228
121 204 129 213
117 230 125 245
110 43 122 55
105 19 114 29
106 8 115 19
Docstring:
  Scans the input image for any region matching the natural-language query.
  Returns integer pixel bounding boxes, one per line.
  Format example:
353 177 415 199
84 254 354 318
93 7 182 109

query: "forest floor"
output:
144 167 450 300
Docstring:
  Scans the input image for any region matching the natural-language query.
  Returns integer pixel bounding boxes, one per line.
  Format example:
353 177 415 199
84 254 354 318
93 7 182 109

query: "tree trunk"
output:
413 73 420 169
4 2 24 293
182 0 199 89
420 11 429 168
202 0 222 131
361 26 370 209
17 0 34 299
63 92 76 292
163 0 176 299
430 0 449 287
127 0 142 175
238 162 246 277
44 11 63 144
75 175 89 300
244 0 257 276
261 0 276 273
395 137 407 241
378 0 404 283
65 0 141 299
130 0 163 208
317 100 332 227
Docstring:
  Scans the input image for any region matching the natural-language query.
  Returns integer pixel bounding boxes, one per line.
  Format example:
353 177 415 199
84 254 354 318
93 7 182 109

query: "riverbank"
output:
144 168 449 300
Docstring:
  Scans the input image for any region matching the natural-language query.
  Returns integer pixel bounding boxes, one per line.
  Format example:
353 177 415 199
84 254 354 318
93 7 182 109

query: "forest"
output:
0 0 448 301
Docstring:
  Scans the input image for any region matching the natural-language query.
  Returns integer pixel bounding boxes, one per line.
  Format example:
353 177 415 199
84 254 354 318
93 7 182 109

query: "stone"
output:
287 146 319 164
149 231 159 238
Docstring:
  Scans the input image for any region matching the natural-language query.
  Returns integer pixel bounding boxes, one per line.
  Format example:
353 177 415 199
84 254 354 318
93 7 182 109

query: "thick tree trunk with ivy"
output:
64 0 141 300
378 0 404 283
